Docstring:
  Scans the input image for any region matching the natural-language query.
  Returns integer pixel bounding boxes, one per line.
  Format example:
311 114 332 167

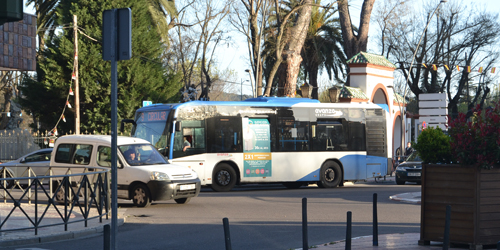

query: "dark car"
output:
395 151 422 185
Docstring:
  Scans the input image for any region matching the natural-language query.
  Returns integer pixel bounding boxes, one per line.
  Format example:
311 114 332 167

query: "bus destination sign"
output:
139 111 168 122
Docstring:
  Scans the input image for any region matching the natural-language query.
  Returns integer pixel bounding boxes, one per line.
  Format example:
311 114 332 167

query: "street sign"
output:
419 100 447 108
103 8 132 61
419 108 448 116
419 93 448 131
420 116 447 124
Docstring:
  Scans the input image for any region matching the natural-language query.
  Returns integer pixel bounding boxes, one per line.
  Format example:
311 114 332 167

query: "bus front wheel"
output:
318 161 342 188
211 164 237 192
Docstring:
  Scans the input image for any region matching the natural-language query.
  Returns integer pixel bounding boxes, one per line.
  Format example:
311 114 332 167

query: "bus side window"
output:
172 120 206 158
207 117 242 153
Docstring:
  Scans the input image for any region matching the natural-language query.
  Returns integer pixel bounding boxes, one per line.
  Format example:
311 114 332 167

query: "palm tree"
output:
301 0 346 99
26 0 59 50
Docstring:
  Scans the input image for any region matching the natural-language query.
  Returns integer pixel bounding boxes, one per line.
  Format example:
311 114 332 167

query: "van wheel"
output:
211 163 237 192
132 184 152 207
175 198 191 204
54 185 76 205
317 161 342 188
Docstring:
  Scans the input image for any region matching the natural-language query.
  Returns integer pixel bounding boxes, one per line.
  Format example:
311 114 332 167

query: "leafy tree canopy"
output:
19 0 182 134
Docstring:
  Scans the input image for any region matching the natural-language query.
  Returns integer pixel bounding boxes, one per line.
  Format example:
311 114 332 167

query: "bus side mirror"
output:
120 119 136 134
175 121 182 132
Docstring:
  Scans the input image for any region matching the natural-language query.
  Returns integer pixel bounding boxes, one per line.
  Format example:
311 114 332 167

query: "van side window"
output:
55 143 93 165
97 146 112 167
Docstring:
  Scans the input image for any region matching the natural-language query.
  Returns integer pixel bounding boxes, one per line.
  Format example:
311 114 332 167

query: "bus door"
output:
206 116 243 177
171 120 206 181
241 118 272 179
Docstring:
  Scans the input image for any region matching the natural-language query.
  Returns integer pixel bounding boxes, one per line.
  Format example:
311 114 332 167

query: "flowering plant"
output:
448 102 500 169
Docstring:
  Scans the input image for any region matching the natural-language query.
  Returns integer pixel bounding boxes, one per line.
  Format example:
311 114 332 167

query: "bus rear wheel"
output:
211 163 237 192
318 161 342 188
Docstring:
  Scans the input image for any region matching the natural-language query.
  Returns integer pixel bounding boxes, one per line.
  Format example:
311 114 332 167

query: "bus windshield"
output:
133 110 172 152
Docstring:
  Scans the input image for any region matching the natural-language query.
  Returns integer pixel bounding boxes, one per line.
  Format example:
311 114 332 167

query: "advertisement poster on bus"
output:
243 118 272 177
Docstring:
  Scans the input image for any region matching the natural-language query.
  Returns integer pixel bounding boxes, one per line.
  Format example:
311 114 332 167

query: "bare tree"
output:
376 0 500 118
230 0 272 97
167 0 233 101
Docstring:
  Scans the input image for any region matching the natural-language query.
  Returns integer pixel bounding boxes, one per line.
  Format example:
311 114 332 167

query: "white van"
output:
51 135 201 207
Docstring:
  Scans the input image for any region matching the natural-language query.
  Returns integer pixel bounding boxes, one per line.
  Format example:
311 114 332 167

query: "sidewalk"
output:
0 203 126 248
305 233 466 250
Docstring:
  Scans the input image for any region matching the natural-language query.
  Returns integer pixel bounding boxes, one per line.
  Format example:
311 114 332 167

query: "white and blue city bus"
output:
124 97 390 191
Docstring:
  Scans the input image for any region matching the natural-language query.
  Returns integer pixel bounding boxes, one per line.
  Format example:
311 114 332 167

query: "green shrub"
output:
413 126 451 164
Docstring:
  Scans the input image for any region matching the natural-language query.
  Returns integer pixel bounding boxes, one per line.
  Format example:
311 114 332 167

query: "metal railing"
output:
0 166 110 236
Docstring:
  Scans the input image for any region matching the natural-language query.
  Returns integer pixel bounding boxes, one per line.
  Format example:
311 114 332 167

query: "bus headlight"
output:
151 171 170 181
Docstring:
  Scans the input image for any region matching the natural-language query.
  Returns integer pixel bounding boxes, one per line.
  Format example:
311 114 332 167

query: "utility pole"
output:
73 15 80 134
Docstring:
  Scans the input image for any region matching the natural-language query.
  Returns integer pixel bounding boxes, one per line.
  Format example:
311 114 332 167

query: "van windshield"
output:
119 144 168 166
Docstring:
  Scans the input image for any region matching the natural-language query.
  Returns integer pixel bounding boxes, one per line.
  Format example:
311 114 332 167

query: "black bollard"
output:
302 197 308 250
443 205 451 250
223 218 232 250
104 224 110 250
346 211 352 250
373 193 378 246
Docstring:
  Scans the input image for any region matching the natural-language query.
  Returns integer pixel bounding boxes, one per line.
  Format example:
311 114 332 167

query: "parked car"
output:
395 151 422 185
0 148 53 188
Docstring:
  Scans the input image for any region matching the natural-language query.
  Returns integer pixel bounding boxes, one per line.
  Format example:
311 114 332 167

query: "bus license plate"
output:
180 184 195 190
408 173 421 177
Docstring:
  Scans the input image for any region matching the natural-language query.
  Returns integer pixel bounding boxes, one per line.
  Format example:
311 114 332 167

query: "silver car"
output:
0 148 53 188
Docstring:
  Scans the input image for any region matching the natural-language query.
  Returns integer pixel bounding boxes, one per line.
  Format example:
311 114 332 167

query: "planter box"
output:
419 164 500 249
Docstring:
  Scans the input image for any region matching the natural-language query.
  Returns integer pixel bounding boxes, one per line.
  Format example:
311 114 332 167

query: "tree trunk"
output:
0 86 13 130
277 0 312 97
278 53 303 97
338 0 375 86
310 63 319 99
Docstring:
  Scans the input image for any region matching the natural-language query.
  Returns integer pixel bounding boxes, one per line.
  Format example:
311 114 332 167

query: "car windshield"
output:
119 144 168 166
406 151 422 162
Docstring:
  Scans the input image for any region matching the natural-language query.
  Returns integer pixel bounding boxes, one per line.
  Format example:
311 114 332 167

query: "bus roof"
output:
136 97 387 112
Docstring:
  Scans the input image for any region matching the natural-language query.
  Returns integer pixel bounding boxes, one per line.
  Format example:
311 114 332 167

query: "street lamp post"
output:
241 79 249 101
245 69 255 98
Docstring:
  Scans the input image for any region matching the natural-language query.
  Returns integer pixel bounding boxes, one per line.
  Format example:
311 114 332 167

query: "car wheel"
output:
282 182 304 189
132 183 152 207
211 163 237 192
395 177 405 185
317 161 342 188
174 198 191 204
1 171 14 189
